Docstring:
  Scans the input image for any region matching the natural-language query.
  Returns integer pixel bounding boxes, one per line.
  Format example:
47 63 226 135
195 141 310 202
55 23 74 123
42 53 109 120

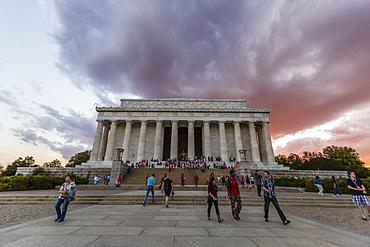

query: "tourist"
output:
206 176 210 185
254 170 262 196
314 176 324 196
240 175 245 188
262 171 291 225
159 173 167 191
145 174 149 186
180 173 185 186
210 172 215 179
115 179 121 188
143 174 156 206
332 176 342 197
161 175 174 208
246 175 251 189
93 175 100 185
117 173 122 183
103 175 108 185
347 172 370 220
227 170 242 221
107 174 110 185
207 177 223 223
250 175 255 188
54 175 76 222
194 174 199 187
221 176 226 187
217 175 221 185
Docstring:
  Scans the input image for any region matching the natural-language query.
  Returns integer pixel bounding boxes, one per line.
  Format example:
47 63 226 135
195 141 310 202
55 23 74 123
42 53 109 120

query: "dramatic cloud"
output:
12 104 95 159
48 1 370 163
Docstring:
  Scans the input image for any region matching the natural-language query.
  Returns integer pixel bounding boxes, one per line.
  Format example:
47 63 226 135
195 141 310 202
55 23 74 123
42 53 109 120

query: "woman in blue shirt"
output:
314 176 324 196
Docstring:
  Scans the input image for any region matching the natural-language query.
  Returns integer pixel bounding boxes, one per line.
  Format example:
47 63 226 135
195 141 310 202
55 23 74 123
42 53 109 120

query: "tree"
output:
323 145 369 177
275 153 303 170
43 159 62 167
301 151 323 161
1 156 37 177
32 167 51 176
66 150 91 167
299 157 346 171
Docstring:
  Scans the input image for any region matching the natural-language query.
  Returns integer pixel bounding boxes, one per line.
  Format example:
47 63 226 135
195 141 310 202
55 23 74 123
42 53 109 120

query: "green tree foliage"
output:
1 156 37 177
275 153 303 170
43 159 62 167
66 150 91 167
323 145 369 177
32 167 51 176
299 157 346 171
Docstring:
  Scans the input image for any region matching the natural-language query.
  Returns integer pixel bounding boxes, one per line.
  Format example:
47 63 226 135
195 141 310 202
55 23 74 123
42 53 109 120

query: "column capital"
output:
233 121 241 124
171 120 178 124
188 120 195 124
203 120 210 124
156 120 163 123
218 121 226 124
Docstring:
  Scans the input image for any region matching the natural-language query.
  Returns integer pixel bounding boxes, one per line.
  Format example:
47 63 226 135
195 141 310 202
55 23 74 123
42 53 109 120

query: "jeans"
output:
264 196 286 222
207 199 220 215
333 187 342 196
181 180 185 186
55 198 69 220
143 186 154 203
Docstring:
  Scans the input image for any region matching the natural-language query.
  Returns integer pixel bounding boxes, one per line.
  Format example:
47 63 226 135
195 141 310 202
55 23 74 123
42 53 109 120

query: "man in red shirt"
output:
227 170 242 221
193 174 199 187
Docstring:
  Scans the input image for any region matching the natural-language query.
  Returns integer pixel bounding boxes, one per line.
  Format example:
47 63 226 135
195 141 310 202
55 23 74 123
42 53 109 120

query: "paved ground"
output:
0 202 369 246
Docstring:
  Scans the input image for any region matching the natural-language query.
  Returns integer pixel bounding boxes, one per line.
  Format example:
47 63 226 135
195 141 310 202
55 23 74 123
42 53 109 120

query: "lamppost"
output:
115 148 124 161
239 149 247 162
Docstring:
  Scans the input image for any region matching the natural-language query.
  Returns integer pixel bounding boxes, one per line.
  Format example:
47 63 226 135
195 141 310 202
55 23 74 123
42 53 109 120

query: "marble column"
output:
262 122 276 163
203 121 211 158
234 121 243 161
90 120 104 161
248 122 261 163
98 125 110 161
105 120 118 161
136 121 147 161
121 121 132 161
153 121 163 160
187 121 195 160
256 125 267 162
170 121 178 159
219 121 228 161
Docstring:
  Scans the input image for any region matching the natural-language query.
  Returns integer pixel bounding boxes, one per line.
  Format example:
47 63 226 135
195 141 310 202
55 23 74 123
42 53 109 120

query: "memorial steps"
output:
0 193 354 208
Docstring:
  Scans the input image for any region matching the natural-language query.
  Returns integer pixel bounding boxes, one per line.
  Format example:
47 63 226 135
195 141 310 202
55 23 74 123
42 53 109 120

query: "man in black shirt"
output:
254 170 262 197
347 172 370 220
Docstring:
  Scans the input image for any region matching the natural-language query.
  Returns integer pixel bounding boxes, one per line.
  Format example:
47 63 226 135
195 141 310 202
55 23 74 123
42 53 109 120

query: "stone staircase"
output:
121 167 232 185
0 193 354 208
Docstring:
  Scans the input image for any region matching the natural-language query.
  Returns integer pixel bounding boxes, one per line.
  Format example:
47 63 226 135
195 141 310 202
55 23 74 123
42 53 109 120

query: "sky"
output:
0 0 370 167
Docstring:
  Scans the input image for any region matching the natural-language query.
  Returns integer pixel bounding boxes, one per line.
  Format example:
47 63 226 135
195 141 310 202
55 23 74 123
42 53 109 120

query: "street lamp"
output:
239 149 247 161
116 148 124 161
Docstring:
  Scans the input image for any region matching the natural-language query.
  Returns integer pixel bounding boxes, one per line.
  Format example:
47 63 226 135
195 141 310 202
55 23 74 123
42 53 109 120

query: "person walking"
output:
254 171 262 196
180 173 185 186
347 172 370 220
194 174 199 187
332 176 342 197
161 175 174 208
250 175 255 188
240 175 245 189
207 177 223 223
206 176 210 185
246 175 251 189
54 175 76 222
314 176 324 196
262 171 291 225
227 170 242 221
103 175 108 185
117 173 122 183
94 175 100 185
107 174 110 185
143 174 156 206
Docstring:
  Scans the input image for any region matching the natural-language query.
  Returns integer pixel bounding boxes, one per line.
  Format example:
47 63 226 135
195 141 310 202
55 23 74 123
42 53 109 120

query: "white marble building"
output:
82 98 286 170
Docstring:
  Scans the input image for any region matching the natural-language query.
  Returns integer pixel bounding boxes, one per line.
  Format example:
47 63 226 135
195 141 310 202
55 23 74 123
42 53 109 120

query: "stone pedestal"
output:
234 161 251 177
110 160 129 183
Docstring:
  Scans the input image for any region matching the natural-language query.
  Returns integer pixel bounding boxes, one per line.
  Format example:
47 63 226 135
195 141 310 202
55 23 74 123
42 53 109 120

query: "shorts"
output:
352 195 370 206
164 188 172 197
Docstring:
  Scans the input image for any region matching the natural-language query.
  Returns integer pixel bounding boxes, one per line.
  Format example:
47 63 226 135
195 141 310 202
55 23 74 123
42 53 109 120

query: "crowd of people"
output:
54 170 370 223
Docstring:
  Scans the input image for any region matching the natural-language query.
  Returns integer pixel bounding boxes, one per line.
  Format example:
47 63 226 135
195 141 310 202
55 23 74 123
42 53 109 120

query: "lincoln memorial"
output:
82 98 287 170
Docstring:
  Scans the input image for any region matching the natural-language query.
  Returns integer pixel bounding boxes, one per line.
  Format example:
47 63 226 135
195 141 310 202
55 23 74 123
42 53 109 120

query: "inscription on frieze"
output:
120 99 247 110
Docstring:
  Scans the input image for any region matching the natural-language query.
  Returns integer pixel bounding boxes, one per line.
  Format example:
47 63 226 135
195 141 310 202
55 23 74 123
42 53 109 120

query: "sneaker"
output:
332 195 336 197
237 216 241 221
264 218 269 222
166 205 169 208
233 217 239 221
54 218 59 222
151 201 154 204
339 195 342 197
142 202 146 206
283 220 291 225
362 216 367 221
57 219 64 222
